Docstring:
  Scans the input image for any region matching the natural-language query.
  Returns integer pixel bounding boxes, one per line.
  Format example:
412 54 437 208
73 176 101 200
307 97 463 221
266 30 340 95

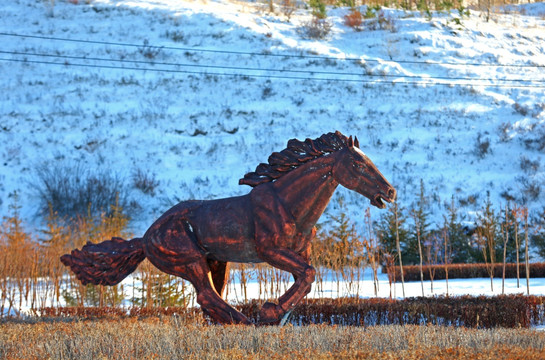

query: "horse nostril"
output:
388 188 396 200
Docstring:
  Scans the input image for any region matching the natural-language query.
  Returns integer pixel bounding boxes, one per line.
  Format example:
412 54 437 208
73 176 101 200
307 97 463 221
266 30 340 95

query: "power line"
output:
1 32 544 69
2 49 543 85
0 50 383 79
2 56 545 89
0 56 413 83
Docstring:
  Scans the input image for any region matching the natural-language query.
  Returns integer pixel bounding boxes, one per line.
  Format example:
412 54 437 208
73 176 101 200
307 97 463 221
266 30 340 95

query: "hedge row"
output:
38 295 545 328
239 295 545 328
386 262 545 282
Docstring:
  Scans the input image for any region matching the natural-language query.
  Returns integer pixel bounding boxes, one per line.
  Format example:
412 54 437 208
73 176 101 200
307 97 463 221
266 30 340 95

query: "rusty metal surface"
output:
61 131 396 324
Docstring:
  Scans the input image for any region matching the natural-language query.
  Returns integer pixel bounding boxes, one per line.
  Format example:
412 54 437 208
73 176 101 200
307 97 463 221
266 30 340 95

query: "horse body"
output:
149 195 260 263
61 131 396 325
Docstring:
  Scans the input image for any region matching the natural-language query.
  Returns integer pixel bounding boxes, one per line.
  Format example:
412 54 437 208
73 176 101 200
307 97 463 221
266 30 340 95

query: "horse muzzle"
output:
370 187 396 209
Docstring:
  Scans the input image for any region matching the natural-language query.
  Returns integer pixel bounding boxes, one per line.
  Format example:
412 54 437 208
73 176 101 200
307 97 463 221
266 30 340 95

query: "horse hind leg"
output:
189 258 249 324
143 216 248 324
207 259 230 298
200 259 231 322
155 257 248 324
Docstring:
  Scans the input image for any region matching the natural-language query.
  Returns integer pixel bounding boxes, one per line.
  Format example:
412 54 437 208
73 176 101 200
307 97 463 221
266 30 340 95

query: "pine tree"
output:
530 209 545 293
40 206 69 307
323 196 362 295
377 202 410 263
511 205 523 288
2 192 35 309
66 196 132 307
476 192 499 291
503 203 523 263
130 273 190 308
152 275 190 307
377 202 409 298
444 196 476 263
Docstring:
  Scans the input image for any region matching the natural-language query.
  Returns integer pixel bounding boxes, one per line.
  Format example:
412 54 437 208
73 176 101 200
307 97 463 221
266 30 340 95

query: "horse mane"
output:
239 131 350 187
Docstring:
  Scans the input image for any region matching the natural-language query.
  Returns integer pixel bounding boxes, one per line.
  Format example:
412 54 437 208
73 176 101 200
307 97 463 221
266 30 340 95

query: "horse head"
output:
332 136 396 209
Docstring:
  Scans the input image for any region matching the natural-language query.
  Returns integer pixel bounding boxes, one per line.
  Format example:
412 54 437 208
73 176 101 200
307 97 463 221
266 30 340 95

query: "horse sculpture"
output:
61 131 396 324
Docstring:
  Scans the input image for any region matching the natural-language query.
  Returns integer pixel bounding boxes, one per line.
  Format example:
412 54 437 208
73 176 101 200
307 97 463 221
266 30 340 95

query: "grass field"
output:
2 316 545 359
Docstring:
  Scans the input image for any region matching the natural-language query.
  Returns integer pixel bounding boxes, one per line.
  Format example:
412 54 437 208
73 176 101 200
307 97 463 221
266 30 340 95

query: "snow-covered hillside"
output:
1 0 544 233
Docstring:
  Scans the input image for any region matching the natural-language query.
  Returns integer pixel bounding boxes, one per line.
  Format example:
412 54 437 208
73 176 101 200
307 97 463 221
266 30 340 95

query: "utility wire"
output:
1 32 544 69
2 56 545 89
2 49 543 84
0 56 416 83
0 49 385 79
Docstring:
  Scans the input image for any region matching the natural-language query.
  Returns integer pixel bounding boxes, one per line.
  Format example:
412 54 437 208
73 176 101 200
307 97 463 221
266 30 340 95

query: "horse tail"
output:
60 237 146 286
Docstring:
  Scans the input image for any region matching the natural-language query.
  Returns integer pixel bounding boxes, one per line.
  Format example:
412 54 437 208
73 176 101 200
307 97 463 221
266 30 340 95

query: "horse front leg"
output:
256 246 315 324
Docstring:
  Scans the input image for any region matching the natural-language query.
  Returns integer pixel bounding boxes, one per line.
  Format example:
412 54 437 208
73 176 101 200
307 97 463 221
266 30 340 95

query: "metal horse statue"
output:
61 131 396 324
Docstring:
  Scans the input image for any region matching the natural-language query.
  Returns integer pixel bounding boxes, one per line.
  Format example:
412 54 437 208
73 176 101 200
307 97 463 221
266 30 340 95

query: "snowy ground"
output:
225 267 545 303
1 0 545 234
3 267 545 319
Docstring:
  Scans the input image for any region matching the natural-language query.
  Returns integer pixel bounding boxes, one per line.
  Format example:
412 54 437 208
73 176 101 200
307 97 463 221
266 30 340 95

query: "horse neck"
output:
272 154 338 231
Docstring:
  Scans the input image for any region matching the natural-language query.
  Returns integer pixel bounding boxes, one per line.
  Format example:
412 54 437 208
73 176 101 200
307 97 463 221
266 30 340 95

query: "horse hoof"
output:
258 301 283 324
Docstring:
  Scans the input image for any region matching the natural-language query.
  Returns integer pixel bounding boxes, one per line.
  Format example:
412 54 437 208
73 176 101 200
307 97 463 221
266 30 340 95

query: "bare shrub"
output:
264 0 274 13
513 103 545 118
280 0 296 21
519 178 542 203
523 123 545 152
164 30 186 43
344 9 363 31
138 39 162 60
261 80 275 99
498 122 512 142
366 10 397 32
513 102 530 116
298 17 332 39
131 168 159 196
475 132 492 158
534 103 545 117
520 156 540 175
32 163 137 221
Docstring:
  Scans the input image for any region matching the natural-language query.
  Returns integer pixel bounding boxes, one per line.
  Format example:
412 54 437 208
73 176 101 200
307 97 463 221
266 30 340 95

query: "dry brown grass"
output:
1 317 545 359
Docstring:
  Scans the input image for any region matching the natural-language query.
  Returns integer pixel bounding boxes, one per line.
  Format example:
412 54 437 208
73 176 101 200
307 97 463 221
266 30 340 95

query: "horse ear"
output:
354 136 360 148
348 136 354 147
